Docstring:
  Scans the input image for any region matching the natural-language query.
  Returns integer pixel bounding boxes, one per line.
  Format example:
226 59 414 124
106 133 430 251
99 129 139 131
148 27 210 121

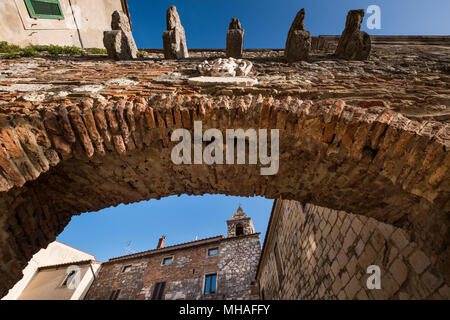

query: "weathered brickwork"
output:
0 37 448 297
85 233 260 300
258 199 450 300
0 88 447 297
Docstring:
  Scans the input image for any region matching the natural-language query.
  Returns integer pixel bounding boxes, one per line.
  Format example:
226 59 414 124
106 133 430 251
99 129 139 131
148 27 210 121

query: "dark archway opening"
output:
235 225 244 236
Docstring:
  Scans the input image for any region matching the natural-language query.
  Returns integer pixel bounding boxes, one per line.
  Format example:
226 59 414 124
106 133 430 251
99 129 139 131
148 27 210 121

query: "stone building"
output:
85 208 261 300
0 0 130 48
257 199 450 300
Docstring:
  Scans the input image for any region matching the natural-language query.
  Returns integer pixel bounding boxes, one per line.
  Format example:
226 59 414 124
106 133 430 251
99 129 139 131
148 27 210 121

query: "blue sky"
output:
57 0 449 261
127 0 450 49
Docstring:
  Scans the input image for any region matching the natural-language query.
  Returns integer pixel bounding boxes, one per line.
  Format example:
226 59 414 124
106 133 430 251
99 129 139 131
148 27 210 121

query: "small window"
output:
122 265 132 273
24 0 65 20
151 282 166 300
208 248 218 256
236 225 244 236
162 257 173 265
204 274 217 294
109 289 121 300
62 270 76 287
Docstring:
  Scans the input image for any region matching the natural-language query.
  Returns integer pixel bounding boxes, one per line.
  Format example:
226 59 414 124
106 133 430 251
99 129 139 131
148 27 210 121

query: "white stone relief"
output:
197 57 253 77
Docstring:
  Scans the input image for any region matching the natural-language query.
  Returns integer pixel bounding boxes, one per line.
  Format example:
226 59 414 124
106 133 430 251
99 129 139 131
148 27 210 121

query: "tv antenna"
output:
125 241 134 255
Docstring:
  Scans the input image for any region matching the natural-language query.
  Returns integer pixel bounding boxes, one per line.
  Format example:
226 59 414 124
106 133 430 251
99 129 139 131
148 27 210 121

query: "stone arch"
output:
0 93 448 296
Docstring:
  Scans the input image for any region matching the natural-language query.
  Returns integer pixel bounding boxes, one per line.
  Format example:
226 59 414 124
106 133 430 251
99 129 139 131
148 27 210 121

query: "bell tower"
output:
227 206 255 237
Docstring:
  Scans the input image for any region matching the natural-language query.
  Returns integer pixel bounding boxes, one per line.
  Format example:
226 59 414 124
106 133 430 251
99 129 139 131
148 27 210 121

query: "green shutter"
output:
24 0 64 20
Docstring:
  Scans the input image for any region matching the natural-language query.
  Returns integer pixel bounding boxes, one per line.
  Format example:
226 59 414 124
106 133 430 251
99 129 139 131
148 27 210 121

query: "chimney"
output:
156 236 166 249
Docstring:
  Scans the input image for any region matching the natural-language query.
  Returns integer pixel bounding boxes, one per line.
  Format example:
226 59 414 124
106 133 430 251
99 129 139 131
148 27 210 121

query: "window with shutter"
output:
24 0 64 20
151 281 166 300
61 270 76 287
204 274 217 294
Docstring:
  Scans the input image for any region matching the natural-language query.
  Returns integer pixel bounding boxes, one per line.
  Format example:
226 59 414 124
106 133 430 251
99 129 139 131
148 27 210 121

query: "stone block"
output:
226 18 244 59
163 6 189 59
391 229 409 251
335 10 371 60
285 9 311 62
408 250 431 274
103 11 138 60
390 258 408 286
357 243 376 269
351 217 364 234
344 276 361 299
420 267 443 294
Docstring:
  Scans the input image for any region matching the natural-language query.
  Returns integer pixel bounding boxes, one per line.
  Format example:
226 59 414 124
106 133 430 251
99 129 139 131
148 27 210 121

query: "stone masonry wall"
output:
217 234 260 300
85 234 260 300
258 199 450 300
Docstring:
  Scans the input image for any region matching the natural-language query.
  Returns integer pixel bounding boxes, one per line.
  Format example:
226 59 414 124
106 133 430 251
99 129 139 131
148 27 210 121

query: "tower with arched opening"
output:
227 207 256 238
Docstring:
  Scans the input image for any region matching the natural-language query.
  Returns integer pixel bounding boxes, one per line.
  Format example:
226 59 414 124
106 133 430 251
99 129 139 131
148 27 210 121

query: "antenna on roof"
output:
125 241 134 255
195 234 198 241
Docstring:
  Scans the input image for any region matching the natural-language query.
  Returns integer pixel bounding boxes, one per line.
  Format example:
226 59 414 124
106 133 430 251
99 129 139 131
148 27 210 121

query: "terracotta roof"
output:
107 235 225 263
38 259 96 270
106 233 261 263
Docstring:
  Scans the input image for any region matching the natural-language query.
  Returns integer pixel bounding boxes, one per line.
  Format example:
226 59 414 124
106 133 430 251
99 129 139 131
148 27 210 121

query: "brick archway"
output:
0 93 448 296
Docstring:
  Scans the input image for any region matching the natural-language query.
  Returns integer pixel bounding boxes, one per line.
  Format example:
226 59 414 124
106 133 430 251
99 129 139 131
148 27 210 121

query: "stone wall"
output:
217 235 261 300
85 234 260 300
258 199 450 300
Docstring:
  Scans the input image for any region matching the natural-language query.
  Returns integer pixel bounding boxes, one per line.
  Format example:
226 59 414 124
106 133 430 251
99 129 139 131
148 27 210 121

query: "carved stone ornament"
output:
197 58 253 77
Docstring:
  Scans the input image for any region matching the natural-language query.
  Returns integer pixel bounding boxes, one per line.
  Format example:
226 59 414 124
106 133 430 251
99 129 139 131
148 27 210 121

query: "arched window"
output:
62 270 76 287
235 225 244 236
